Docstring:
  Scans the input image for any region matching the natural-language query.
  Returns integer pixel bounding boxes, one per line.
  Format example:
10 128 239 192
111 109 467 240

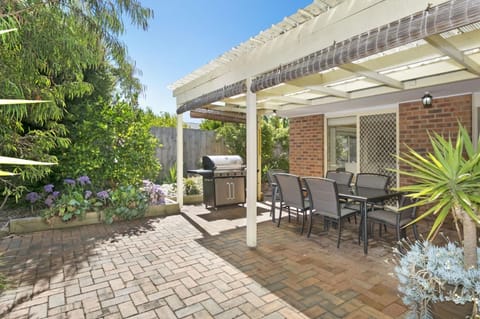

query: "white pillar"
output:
246 78 257 248
176 114 184 208
472 93 480 150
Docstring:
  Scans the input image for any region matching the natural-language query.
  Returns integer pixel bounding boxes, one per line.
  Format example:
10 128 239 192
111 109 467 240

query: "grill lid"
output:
202 155 244 170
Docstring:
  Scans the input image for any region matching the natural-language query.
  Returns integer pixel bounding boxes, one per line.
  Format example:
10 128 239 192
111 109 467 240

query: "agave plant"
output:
393 124 480 318
396 123 480 269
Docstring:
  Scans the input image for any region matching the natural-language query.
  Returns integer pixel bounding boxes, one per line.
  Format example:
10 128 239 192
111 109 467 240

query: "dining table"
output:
336 185 402 254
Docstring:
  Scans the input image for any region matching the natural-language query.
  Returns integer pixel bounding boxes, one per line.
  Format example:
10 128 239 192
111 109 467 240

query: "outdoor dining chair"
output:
348 173 390 207
355 173 390 189
274 173 310 234
325 170 354 186
267 169 286 222
325 170 354 215
367 195 419 241
303 177 358 248
345 173 391 224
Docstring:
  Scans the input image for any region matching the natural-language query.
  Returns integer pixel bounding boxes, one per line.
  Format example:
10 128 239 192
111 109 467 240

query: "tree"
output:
0 0 153 197
55 100 161 188
145 110 181 128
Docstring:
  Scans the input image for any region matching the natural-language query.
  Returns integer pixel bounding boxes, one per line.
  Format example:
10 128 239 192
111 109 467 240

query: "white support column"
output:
246 78 257 248
472 93 480 150
176 114 184 208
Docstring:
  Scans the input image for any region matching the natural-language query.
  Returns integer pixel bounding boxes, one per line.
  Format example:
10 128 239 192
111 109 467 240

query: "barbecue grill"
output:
188 155 246 209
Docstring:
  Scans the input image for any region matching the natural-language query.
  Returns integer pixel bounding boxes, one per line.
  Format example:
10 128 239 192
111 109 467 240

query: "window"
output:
327 116 357 173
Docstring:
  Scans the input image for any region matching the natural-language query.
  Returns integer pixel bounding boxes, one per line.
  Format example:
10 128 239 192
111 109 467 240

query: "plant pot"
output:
430 300 474 319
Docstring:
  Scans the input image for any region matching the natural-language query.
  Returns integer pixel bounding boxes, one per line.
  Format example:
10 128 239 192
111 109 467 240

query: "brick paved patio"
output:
0 203 411 318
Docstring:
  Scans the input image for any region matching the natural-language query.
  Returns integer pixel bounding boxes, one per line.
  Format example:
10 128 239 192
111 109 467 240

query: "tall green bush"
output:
0 0 153 198
54 101 161 188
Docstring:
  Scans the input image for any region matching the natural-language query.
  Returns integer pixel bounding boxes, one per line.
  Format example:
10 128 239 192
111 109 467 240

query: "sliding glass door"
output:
326 116 357 174
326 112 397 187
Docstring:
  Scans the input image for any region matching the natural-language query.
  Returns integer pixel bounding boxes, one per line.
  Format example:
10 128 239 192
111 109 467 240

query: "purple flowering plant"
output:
26 175 111 222
25 177 167 224
141 180 166 205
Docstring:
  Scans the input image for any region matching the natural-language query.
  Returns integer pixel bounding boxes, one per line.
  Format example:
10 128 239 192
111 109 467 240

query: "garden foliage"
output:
26 176 165 224
200 115 289 179
0 0 157 203
55 101 161 188
394 239 480 318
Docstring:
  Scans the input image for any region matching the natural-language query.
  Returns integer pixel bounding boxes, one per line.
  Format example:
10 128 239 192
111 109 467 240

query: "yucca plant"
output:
396 124 480 269
394 123 480 318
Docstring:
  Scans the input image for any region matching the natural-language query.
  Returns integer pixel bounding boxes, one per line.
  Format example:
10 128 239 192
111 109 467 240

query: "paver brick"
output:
175 303 204 318
164 293 185 311
136 299 166 313
0 207 409 319
130 290 148 306
66 308 85 319
118 300 138 317
28 303 47 319
155 305 177 319
48 292 65 308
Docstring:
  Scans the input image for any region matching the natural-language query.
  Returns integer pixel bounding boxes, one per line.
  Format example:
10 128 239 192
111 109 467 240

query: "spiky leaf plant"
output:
396 123 480 269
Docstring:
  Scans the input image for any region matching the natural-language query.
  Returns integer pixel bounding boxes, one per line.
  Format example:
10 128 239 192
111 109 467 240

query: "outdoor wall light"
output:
422 92 433 108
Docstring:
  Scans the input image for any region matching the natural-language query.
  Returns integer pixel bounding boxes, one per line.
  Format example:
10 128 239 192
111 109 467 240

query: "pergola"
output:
170 0 480 247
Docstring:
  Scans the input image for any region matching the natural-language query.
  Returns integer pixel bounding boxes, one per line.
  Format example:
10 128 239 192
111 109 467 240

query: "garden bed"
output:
167 194 204 205
8 201 180 234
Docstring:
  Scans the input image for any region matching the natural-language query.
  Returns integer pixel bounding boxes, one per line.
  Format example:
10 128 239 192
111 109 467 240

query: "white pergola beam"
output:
172 0 445 104
425 34 480 76
304 85 350 99
340 63 404 89
209 105 246 113
263 94 311 105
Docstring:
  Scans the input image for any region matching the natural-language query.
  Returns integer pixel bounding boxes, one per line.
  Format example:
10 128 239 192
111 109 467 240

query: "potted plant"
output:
393 124 480 318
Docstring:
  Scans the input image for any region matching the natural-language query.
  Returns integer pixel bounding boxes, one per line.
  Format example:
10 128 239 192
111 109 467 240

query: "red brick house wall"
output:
289 115 324 177
398 94 472 186
288 94 472 184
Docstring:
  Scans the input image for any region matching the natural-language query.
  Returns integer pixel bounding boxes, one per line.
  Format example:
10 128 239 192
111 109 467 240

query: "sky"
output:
121 0 311 123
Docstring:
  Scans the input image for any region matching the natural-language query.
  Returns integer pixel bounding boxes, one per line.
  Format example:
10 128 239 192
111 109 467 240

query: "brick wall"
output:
289 115 324 177
288 94 472 183
398 94 472 186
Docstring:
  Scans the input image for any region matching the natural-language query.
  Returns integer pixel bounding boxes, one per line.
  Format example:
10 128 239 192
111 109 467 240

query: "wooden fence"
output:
150 127 228 181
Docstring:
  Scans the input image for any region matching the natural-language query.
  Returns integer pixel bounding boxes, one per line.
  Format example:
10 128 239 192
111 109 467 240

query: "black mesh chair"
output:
303 177 358 248
346 173 390 224
355 173 390 189
367 195 419 241
347 173 390 208
267 169 286 222
274 173 310 234
325 170 354 186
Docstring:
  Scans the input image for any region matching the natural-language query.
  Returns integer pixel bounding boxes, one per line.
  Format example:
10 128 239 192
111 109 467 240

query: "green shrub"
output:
184 178 200 195
103 185 148 224
164 164 177 184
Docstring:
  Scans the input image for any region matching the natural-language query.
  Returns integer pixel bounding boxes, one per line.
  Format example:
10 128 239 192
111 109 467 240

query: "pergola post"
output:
257 116 262 201
473 92 480 150
176 113 184 208
246 77 257 248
